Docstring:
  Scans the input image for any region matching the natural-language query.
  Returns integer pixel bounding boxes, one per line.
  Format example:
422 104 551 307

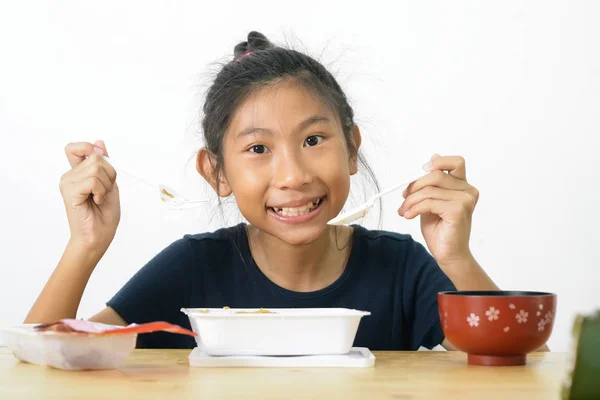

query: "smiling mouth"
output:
268 197 324 217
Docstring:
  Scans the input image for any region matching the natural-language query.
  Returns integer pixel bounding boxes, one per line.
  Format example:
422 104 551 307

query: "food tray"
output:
181 308 370 356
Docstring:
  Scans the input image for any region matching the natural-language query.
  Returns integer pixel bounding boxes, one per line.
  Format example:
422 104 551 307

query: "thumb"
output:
93 140 109 157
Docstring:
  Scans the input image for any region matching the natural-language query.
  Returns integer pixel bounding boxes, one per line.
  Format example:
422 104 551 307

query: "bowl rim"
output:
438 290 556 297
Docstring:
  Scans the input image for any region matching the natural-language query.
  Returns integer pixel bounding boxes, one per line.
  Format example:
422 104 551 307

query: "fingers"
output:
85 176 108 206
400 190 477 218
424 154 467 180
63 176 107 207
66 154 117 183
93 140 109 157
403 170 476 198
83 155 116 188
403 154 479 201
399 186 457 216
64 140 109 168
60 143 117 206
82 161 114 203
400 198 473 221
400 198 447 220
400 179 478 219
399 154 479 220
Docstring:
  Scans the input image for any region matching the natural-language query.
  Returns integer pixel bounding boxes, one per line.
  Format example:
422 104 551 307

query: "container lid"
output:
181 307 371 318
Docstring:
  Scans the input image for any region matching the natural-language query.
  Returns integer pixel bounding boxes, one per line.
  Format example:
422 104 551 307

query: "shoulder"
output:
177 223 248 266
352 224 414 244
183 223 245 245
351 225 435 269
352 224 422 256
145 224 245 268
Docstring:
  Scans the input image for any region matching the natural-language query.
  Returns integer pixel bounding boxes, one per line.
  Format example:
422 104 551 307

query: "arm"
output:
438 254 498 291
25 141 121 325
437 255 549 351
437 255 495 350
438 255 549 351
25 240 115 324
400 154 549 351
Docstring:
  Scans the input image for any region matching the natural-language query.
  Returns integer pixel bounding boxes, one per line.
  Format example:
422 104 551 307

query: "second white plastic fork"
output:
102 157 208 210
327 173 425 225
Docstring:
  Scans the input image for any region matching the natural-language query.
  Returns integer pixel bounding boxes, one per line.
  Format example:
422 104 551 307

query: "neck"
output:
246 225 352 292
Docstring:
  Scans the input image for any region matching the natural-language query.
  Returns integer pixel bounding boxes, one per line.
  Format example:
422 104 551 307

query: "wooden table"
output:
0 348 567 399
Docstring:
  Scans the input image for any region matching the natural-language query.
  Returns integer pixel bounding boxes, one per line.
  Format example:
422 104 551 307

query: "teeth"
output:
272 198 321 217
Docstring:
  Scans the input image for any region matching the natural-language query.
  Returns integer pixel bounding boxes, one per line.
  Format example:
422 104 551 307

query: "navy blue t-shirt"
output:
107 224 456 350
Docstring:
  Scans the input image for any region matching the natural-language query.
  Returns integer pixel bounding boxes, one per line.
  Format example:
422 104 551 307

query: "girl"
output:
26 31 500 350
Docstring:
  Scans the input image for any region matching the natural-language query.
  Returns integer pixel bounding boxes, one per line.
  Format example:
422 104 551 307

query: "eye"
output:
247 144 269 154
304 135 324 147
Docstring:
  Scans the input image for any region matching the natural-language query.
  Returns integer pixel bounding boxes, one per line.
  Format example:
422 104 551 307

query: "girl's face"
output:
221 80 359 246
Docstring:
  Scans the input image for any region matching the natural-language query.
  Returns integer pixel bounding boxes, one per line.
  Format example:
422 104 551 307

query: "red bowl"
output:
438 291 557 366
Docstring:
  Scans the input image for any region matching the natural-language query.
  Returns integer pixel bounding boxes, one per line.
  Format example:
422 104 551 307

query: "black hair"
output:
202 31 380 220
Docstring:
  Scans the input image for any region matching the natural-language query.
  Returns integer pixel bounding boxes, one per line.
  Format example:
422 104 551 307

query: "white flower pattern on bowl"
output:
485 307 500 321
516 310 529 324
459 304 551 335
537 319 546 331
467 313 480 327
536 310 554 332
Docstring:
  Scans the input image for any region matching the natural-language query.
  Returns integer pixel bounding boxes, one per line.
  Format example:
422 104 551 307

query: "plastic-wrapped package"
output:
1 320 196 370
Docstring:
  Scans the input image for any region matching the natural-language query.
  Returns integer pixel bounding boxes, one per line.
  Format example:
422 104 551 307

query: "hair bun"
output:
233 31 274 59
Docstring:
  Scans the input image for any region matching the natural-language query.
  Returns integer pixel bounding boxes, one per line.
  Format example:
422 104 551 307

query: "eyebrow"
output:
235 115 332 140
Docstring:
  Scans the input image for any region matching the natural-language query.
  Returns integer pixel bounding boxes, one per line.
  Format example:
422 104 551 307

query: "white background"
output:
1 1 598 351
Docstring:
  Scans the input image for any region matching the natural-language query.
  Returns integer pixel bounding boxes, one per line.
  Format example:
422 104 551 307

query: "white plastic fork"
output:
327 173 426 225
102 157 208 209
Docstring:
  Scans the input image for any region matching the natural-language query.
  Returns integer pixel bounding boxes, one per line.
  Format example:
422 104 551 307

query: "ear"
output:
348 124 362 176
196 148 232 197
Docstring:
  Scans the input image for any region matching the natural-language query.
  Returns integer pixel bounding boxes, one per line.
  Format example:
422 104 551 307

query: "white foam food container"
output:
1 324 137 370
180 308 370 356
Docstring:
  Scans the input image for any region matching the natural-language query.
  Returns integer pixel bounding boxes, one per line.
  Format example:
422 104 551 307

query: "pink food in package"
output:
35 319 197 337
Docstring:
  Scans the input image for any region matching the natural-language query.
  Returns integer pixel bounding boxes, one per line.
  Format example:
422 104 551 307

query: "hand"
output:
59 140 120 250
398 154 479 269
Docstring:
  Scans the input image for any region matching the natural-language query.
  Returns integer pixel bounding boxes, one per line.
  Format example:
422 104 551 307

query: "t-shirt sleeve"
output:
403 238 456 350
106 237 195 347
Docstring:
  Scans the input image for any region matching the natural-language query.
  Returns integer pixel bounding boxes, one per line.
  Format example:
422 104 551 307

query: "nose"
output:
272 150 312 189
